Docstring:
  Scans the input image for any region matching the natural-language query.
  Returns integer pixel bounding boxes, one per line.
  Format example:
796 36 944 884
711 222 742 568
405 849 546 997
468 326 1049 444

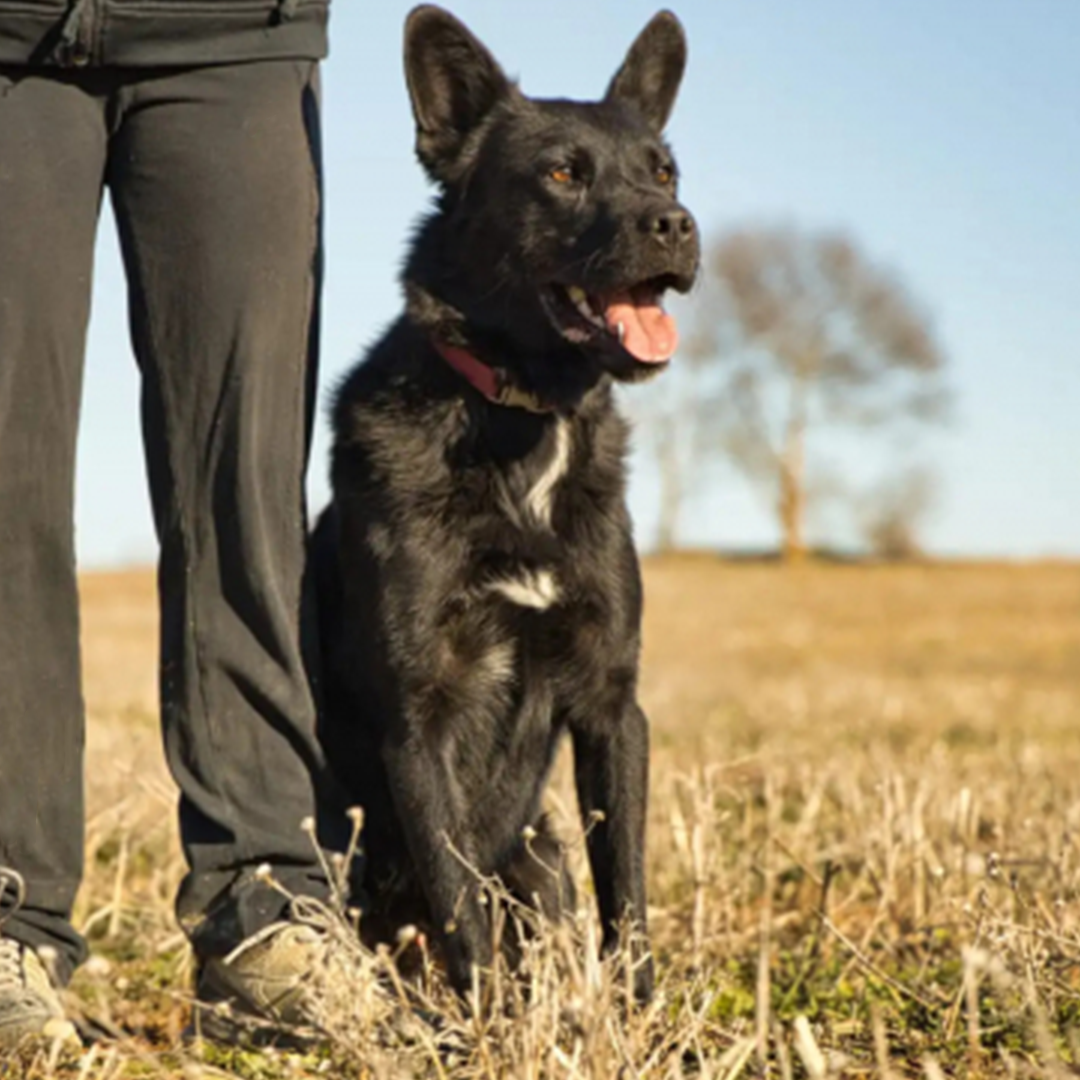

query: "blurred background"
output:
76 0 1080 566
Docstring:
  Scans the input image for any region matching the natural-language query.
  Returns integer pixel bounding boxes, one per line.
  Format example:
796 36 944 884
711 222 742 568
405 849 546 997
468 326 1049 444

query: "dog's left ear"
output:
404 5 514 181
605 10 687 134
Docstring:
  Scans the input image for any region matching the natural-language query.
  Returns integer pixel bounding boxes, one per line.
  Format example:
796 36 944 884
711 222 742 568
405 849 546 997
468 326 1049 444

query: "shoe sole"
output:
184 997 321 1051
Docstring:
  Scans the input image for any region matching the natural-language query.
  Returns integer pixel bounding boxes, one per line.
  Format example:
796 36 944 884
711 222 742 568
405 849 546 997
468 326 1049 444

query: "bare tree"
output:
652 410 686 553
860 465 938 560
626 364 708 553
687 225 949 560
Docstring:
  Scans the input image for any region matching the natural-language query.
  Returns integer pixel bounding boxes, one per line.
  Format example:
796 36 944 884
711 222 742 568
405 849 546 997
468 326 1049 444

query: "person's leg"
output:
106 60 342 965
0 66 107 986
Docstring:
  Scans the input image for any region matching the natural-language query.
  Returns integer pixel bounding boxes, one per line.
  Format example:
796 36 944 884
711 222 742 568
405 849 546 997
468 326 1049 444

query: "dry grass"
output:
8 558 1080 1078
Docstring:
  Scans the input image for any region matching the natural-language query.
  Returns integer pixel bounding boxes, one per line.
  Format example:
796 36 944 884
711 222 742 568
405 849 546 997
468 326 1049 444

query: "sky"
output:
75 0 1080 565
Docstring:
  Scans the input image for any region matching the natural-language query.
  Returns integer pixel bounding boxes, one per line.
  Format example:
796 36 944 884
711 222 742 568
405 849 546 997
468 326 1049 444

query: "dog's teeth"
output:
575 301 608 331
567 286 587 305
617 321 626 344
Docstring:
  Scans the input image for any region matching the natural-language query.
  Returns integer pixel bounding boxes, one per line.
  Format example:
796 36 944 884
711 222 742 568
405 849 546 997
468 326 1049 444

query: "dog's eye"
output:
656 165 675 185
549 165 574 185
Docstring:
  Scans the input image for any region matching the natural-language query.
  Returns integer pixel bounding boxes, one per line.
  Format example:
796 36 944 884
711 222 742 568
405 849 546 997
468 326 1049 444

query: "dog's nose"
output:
645 207 695 247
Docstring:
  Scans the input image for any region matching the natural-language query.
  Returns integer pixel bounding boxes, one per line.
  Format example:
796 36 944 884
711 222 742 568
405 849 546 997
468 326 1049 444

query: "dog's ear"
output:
404 5 513 181
605 10 687 133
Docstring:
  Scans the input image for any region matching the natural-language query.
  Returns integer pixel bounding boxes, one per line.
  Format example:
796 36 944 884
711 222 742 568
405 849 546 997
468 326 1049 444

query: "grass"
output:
7 558 1080 1078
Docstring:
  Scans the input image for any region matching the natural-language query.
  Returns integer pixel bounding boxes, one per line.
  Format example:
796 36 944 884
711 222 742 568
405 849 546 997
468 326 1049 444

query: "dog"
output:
313 4 699 1004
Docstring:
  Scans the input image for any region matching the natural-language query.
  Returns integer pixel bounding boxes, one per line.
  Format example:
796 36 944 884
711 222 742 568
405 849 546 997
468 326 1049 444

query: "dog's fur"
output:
314 5 699 1002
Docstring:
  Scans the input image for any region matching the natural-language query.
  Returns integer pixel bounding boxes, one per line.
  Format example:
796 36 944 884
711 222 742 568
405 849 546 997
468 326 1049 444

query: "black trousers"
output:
0 60 342 984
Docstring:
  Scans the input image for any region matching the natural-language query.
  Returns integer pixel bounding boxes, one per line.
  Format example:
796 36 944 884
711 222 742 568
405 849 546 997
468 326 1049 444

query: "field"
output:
11 559 1080 1078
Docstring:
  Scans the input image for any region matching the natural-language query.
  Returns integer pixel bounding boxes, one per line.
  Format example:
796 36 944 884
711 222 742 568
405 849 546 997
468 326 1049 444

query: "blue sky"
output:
77 0 1080 564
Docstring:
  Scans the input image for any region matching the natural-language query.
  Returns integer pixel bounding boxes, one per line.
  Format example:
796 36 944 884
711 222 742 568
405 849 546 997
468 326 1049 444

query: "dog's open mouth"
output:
543 277 681 365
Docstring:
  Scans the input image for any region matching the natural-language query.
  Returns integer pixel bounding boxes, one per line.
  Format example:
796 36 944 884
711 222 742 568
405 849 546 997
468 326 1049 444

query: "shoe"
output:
0 936 76 1050
191 911 444 1052
193 917 355 1047
198 921 322 1023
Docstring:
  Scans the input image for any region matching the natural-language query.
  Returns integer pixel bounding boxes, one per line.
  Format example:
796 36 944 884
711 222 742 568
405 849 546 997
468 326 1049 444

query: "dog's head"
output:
403 6 700 397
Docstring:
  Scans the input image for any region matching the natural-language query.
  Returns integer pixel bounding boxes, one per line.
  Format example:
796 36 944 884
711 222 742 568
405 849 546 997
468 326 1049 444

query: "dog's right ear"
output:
404 5 513 182
605 10 687 134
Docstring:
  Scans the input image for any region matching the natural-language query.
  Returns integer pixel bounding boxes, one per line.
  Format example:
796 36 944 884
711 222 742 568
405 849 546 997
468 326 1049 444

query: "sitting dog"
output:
314 4 699 1003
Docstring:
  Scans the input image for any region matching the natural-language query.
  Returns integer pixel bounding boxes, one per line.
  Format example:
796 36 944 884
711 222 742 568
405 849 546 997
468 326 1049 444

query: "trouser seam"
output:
295 58 320 536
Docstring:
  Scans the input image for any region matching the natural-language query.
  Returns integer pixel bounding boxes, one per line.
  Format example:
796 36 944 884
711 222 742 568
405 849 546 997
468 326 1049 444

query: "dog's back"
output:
316 5 698 1002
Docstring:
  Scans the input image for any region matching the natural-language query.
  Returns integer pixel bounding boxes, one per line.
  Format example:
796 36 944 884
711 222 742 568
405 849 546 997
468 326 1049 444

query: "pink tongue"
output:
603 292 678 363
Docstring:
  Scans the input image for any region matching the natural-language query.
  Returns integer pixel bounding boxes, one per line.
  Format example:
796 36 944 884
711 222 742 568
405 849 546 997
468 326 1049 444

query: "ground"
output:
10 558 1080 1078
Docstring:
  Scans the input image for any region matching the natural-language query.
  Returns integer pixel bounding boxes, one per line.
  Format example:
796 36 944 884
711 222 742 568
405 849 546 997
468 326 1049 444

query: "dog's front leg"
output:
382 733 493 997
572 699 654 1004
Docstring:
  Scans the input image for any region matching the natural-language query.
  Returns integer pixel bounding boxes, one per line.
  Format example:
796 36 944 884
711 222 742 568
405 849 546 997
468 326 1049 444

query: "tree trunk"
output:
779 457 805 561
779 381 808 562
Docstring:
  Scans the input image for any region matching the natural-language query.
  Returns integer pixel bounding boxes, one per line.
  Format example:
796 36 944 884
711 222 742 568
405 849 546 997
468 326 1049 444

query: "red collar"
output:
432 339 553 414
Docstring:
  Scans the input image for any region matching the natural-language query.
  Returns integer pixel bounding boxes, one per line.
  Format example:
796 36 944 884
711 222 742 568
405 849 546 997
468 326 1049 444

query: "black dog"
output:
314 5 699 1004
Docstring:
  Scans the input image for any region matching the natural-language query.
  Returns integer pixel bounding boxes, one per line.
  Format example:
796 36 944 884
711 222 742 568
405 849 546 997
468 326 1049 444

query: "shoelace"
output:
0 938 27 995
0 867 27 924
0 867 29 994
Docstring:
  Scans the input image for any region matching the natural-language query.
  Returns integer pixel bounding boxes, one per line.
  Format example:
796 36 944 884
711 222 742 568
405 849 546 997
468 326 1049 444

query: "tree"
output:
626 364 709 553
859 465 938 560
687 225 949 560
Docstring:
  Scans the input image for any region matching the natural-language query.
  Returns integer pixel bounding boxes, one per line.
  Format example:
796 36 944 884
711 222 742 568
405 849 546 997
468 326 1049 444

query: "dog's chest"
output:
424 407 629 755
486 418 572 611
498 418 571 529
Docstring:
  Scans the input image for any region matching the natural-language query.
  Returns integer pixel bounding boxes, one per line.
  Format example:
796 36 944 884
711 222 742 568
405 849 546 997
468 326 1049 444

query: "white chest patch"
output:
489 569 560 611
524 419 570 528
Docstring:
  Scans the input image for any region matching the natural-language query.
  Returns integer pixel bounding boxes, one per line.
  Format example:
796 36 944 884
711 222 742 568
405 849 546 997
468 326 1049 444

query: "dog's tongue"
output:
602 289 678 363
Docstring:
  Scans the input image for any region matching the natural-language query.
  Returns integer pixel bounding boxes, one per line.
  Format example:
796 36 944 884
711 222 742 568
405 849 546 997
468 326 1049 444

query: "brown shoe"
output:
197 921 326 1031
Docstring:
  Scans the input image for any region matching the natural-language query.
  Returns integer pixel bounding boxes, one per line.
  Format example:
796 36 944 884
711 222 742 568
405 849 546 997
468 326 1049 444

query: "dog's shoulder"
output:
329 319 470 501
